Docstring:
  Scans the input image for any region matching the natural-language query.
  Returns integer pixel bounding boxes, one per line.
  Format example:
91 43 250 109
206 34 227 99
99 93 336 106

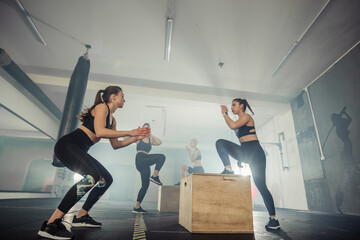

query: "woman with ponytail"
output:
38 86 150 240
133 123 166 213
215 98 280 230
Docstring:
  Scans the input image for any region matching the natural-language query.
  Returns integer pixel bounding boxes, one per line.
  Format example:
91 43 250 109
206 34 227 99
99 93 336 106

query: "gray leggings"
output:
135 152 166 202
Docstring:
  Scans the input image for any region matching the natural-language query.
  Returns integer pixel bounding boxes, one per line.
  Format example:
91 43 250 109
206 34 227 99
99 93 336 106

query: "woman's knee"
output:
107 174 113 186
157 154 166 165
77 174 97 197
99 174 113 188
216 139 226 148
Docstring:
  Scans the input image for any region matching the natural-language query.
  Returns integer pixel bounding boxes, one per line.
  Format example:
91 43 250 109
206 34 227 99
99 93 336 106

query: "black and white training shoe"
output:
149 176 163 185
38 218 74 240
72 214 102 228
132 207 148 213
220 168 234 174
265 217 280 230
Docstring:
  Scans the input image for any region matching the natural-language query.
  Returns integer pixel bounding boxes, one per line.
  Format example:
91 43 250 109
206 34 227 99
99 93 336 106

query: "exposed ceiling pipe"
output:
14 0 47 46
272 0 331 77
304 87 325 161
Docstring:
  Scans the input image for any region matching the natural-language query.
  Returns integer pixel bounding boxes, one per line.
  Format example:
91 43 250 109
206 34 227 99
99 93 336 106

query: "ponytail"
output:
233 98 254 115
78 86 122 122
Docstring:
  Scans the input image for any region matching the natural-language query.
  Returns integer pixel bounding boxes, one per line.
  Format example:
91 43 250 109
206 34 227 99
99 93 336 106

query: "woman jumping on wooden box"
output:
215 98 280 230
175 138 204 185
133 123 166 213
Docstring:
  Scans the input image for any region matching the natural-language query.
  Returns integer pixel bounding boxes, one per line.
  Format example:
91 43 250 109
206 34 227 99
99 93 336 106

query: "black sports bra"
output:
137 139 152 153
82 104 113 134
234 125 256 138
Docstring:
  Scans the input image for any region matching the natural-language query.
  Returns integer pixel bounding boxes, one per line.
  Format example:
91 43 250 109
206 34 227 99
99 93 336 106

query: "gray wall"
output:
291 44 360 215
0 136 55 192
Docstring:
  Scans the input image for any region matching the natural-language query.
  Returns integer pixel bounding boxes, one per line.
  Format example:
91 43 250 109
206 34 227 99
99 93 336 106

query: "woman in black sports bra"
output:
132 123 166 213
38 86 149 240
215 98 280 230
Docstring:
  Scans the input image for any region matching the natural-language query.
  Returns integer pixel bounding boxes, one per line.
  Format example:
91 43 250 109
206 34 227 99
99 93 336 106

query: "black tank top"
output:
234 125 256 138
82 104 113 134
136 139 152 153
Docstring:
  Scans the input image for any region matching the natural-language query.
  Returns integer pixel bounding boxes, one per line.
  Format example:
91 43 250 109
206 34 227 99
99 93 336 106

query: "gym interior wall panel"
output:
291 92 324 181
291 91 333 213
304 178 333 212
307 43 360 215
291 43 360 215
257 107 308 211
0 75 59 139
273 109 308 210
22 159 56 192
0 136 55 192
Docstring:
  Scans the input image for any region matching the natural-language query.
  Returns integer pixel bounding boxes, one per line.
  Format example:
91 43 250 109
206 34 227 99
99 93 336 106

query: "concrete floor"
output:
0 198 359 240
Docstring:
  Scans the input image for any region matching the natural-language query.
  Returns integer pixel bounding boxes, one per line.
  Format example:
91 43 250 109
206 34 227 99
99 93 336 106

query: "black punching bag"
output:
52 55 90 167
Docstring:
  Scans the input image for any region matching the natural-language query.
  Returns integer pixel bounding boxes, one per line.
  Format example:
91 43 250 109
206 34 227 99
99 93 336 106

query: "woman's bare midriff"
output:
136 150 149 155
239 133 258 143
79 125 101 144
194 160 202 167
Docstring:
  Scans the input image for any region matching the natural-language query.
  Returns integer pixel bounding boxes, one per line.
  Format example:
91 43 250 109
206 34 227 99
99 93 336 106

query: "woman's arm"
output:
109 118 146 149
221 105 249 130
150 133 162 146
189 148 200 162
93 104 149 138
186 146 192 161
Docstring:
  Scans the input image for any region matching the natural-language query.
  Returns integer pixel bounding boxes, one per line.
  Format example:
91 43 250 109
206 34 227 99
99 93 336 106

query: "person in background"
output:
175 138 204 185
133 123 166 213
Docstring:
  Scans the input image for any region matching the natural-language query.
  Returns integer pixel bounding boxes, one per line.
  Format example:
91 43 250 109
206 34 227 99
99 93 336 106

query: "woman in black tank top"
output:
132 123 166 213
38 86 150 240
215 98 280 230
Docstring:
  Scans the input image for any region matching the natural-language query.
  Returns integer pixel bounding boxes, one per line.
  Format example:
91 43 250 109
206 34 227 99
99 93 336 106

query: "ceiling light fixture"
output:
164 18 173 62
14 0 47 46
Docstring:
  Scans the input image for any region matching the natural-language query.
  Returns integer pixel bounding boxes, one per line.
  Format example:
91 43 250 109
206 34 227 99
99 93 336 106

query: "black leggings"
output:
216 139 276 216
54 129 113 213
135 152 165 203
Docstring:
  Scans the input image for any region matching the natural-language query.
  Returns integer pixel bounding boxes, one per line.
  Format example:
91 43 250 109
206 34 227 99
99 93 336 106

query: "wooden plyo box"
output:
157 186 180 212
179 173 253 233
